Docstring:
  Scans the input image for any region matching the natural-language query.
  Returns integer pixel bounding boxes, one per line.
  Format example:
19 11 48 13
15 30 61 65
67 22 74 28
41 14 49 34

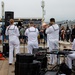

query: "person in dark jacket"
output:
72 25 75 42
65 26 71 42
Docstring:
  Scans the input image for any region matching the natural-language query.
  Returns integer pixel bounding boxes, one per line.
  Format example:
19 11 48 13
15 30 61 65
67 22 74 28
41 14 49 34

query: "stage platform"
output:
0 41 73 75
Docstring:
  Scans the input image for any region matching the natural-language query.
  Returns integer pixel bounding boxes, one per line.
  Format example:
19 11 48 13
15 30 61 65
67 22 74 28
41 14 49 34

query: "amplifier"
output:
35 55 47 69
29 60 41 75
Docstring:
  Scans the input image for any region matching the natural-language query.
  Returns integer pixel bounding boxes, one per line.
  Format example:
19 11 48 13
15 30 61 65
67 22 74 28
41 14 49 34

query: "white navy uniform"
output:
67 39 75 69
5 25 20 64
25 27 39 54
46 24 59 64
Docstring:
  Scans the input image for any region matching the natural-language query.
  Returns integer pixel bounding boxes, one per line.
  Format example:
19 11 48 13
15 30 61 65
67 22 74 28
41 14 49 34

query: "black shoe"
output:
9 63 12 65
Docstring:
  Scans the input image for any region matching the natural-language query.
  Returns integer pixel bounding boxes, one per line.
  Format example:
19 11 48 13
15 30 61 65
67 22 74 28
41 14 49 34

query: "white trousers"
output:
9 40 20 63
28 43 38 54
47 34 49 47
67 52 75 69
67 39 75 69
49 40 59 64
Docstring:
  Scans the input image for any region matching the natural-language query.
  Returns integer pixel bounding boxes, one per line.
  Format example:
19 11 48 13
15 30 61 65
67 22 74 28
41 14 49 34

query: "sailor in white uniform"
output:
5 19 20 65
42 18 59 65
67 39 75 69
25 22 39 54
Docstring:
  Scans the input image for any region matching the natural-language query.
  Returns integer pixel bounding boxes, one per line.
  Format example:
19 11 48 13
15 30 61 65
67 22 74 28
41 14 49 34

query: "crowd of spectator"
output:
59 25 75 42
0 22 75 45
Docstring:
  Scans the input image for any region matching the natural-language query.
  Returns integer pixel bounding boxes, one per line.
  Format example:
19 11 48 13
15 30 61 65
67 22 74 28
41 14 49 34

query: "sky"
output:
0 0 75 22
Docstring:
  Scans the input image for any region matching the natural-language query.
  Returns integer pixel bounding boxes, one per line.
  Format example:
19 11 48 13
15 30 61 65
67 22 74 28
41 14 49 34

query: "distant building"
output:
0 18 42 26
22 19 42 25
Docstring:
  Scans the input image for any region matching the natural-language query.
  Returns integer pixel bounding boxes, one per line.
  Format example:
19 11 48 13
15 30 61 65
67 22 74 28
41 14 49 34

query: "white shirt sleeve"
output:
36 28 39 35
5 26 9 36
25 29 28 36
46 26 54 34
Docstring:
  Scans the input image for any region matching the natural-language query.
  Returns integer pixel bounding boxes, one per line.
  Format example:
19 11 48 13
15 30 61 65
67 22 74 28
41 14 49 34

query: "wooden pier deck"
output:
0 59 15 75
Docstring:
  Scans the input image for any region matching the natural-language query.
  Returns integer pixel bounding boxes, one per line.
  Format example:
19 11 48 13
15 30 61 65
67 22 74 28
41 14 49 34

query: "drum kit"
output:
37 49 74 75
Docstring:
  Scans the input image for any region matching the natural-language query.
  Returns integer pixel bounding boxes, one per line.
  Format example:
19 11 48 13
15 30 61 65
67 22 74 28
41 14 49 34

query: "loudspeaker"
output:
16 53 34 63
15 62 29 75
15 60 41 75
3 43 9 57
5 11 14 26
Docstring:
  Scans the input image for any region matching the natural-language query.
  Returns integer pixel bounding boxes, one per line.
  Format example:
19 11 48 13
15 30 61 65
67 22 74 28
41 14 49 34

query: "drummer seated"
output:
67 52 75 69
66 39 75 69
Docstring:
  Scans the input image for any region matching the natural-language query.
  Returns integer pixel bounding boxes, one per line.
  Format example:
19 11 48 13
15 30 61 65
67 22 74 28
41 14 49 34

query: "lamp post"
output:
1 1 4 26
1 1 5 43
41 0 46 24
